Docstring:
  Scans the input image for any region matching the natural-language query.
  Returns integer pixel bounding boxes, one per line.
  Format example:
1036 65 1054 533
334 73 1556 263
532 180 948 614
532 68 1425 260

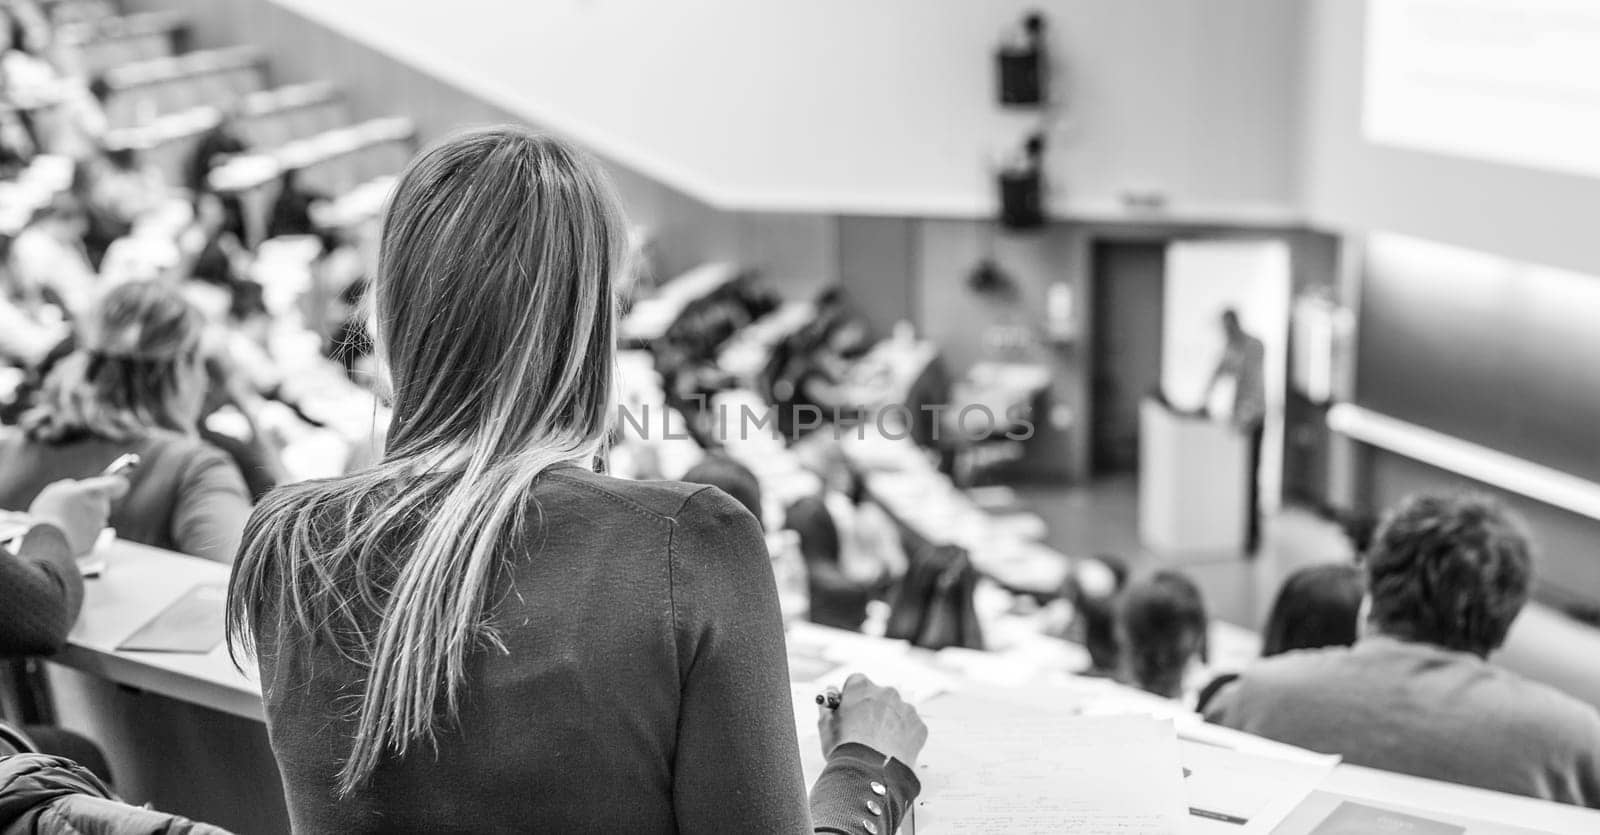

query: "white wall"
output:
1300 0 1600 276
265 0 1304 219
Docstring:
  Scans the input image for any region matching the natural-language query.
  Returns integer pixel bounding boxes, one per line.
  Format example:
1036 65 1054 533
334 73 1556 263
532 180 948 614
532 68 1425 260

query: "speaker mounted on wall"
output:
997 12 1047 107
997 134 1046 230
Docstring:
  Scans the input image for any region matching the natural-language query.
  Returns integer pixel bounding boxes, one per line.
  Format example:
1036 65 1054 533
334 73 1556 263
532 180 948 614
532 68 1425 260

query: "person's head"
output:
1363 493 1532 657
1116 570 1208 699
87 75 113 104
682 454 763 527
1065 554 1130 675
22 281 208 443
1260 562 1363 657
371 127 621 459
101 145 141 172
1220 308 1243 341
824 316 870 360
228 127 626 796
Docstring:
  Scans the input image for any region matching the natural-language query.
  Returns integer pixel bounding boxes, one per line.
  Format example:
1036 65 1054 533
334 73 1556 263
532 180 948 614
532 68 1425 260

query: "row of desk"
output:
43 540 1600 833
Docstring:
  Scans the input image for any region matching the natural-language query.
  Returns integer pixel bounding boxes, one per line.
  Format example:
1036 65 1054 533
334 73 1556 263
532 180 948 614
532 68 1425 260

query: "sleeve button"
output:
869 781 887 796
862 821 878 834
866 799 883 816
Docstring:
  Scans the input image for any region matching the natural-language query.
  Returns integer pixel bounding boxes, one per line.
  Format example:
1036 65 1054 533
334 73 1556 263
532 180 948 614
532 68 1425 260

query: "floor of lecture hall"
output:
1015 474 1352 630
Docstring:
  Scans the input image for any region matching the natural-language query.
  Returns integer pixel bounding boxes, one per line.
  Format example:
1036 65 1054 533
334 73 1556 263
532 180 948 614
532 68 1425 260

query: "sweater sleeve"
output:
669 487 920 834
0 521 84 656
170 444 252 564
1201 677 1244 728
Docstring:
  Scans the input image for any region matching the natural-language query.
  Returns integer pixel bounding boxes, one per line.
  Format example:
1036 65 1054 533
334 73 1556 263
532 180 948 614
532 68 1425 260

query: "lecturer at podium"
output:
1203 309 1265 552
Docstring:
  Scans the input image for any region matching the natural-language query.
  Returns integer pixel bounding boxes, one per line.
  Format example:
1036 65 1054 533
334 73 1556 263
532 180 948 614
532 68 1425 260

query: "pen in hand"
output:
815 686 841 711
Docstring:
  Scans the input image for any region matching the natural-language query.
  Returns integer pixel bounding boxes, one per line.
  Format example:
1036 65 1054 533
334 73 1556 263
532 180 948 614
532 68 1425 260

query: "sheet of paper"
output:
1182 739 1337 834
116 583 227 654
913 693 1188 834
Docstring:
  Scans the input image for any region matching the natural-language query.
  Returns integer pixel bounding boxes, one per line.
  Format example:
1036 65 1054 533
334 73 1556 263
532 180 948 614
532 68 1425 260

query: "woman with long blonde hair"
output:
228 127 925 833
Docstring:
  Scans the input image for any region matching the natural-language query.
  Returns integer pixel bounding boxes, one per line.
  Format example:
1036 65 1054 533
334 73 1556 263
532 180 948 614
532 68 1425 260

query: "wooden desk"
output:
44 544 1600 834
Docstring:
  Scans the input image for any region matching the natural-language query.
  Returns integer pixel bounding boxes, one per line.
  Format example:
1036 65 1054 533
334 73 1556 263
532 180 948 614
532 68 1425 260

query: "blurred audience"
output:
0 235 70 369
1061 554 1130 678
8 194 96 319
1206 494 1600 806
1196 562 1363 713
0 281 251 563
1117 570 1208 701
785 441 905 631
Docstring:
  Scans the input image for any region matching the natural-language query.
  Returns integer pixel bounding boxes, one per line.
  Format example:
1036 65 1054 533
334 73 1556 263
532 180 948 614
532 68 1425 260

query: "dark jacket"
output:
0 754 232 834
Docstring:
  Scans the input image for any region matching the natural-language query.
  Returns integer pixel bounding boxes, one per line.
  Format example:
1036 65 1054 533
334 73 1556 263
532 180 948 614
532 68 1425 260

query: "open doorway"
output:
1089 240 1167 476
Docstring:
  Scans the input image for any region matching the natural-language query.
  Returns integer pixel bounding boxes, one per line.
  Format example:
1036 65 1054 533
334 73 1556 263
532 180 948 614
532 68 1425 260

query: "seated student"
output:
1061 554 1131 678
8 196 98 321
0 236 71 371
227 127 926 834
1 476 128 781
786 444 905 631
1196 562 1363 713
768 302 873 439
1116 571 1208 701
0 282 251 564
1206 494 1600 806
75 147 167 268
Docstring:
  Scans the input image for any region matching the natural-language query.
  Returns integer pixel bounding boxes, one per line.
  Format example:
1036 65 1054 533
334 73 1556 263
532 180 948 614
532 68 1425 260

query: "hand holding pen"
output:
814 673 928 768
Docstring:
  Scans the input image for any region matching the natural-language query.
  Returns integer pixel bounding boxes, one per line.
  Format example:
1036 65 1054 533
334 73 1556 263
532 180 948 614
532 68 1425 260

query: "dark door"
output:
1090 241 1166 475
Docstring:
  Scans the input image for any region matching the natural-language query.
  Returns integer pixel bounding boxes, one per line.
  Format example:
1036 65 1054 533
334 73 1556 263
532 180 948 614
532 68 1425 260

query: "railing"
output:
1327 403 1600 521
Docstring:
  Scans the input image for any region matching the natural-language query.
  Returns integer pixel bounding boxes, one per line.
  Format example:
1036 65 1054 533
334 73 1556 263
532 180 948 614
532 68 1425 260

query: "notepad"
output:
116 583 227 653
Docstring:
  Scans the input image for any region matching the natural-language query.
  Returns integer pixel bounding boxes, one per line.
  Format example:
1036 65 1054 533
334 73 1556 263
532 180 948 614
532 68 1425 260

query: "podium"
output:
1138 397 1250 558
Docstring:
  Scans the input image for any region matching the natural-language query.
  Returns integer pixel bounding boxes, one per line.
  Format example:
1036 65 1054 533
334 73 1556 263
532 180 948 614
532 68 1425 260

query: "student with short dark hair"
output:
1116 570 1208 700
1206 494 1600 807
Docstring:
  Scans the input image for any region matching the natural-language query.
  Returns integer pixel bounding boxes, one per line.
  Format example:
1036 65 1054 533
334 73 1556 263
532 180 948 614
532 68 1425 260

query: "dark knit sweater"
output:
251 465 918 833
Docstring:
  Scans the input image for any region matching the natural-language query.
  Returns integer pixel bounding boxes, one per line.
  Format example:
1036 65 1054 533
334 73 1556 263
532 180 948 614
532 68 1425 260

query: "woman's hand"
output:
818 673 929 768
28 476 129 556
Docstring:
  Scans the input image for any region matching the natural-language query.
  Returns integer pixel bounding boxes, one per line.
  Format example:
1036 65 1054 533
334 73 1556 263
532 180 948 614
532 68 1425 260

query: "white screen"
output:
1364 0 1600 179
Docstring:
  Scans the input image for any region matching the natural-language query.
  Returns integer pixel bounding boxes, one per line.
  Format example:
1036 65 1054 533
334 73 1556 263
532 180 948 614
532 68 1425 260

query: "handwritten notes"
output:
913 692 1188 834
